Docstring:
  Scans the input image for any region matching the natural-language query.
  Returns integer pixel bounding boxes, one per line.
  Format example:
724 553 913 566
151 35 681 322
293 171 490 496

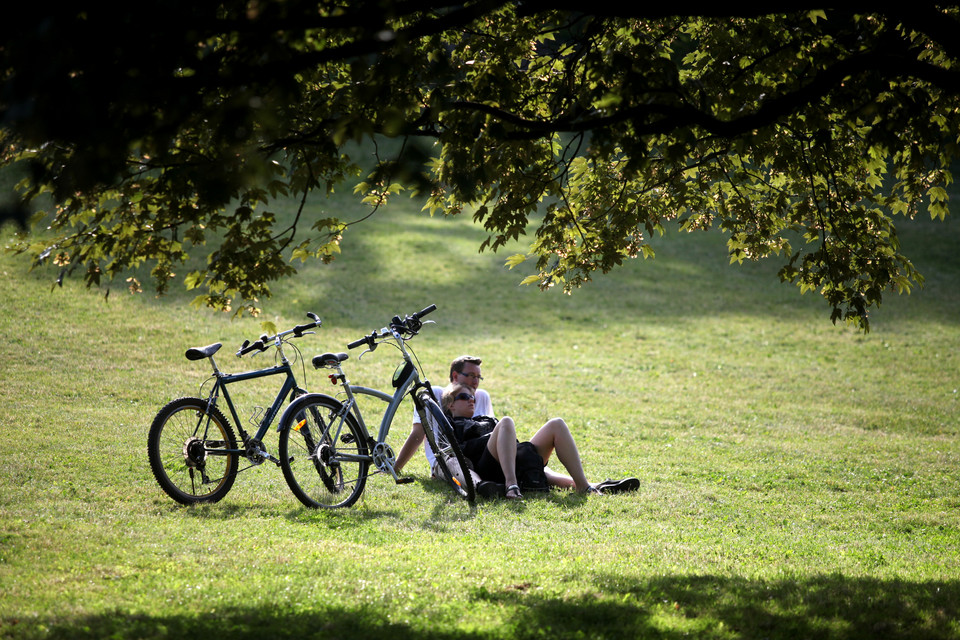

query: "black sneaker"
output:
595 477 640 494
477 481 505 499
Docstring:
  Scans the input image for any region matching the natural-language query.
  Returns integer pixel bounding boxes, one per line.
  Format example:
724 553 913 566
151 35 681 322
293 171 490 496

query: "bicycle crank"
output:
244 438 283 466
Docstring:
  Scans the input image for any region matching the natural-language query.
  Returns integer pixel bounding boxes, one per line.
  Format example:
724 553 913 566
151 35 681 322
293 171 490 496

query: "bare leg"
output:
486 417 519 489
530 418 591 492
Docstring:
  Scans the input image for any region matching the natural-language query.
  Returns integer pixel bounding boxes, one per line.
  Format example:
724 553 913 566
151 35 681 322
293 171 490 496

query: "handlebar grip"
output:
293 321 317 337
347 331 375 350
238 339 266 356
414 304 437 319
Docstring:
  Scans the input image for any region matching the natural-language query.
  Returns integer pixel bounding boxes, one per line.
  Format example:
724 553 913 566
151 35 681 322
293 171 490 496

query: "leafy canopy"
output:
2 2 957 328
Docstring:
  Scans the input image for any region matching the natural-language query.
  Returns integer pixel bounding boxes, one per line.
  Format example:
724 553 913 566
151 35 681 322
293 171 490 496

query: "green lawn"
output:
0 188 958 639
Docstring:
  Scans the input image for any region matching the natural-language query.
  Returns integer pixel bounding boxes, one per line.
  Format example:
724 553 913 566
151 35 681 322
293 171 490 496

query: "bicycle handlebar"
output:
237 338 268 357
346 333 374 350
347 304 437 351
236 312 322 357
414 304 437 319
293 312 321 337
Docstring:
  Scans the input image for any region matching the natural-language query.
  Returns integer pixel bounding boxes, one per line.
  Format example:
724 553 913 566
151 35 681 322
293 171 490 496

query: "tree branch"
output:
444 48 960 143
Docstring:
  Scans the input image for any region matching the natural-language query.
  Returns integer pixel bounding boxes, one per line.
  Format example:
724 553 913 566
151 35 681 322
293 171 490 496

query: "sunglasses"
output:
454 392 475 402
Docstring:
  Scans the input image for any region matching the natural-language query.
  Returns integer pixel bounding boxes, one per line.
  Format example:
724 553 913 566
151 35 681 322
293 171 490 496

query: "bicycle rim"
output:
279 394 369 508
418 393 475 502
148 397 238 504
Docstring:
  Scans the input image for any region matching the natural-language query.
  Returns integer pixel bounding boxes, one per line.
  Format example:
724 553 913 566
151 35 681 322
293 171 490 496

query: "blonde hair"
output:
441 383 473 414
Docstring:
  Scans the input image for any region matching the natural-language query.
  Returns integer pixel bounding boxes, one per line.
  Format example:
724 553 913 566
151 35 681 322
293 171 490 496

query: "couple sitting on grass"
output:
394 354 639 500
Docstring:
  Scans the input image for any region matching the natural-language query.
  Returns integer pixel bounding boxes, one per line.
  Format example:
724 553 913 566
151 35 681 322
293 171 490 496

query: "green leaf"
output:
504 254 529 269
184 271 205 290
260 321 278 336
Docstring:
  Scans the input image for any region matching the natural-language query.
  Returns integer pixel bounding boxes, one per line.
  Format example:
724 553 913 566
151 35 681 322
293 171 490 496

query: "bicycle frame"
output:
312 346 432 478
205 362 303 460
348 372 426 440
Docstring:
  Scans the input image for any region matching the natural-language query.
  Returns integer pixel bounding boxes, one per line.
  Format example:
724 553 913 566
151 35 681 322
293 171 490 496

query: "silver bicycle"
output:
276 305 476 508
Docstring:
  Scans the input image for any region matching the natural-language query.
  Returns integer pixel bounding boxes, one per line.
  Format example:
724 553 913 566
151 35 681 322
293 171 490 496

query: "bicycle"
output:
275 304 476 508
147 313 322 505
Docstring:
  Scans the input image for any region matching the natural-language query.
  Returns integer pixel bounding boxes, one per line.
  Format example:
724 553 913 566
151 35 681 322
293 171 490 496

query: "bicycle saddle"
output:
312 352 349 369
185 343 223 361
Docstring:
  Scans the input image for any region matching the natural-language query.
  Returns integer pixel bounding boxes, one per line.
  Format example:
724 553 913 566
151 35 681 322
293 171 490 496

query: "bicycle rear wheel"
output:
417 391 476 502
279 393 369 508
147 397 238 505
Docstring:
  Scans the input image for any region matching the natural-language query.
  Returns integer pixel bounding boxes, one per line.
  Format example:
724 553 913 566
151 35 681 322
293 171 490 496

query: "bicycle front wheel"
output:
147 397 239 505
417 392 476 502
279 394 369 508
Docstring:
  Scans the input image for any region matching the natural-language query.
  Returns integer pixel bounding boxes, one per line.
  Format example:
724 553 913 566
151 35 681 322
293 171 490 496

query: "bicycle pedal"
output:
395 476 414 485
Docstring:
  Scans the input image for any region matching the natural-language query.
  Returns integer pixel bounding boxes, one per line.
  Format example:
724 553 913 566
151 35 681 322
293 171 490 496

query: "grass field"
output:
0 180 958 639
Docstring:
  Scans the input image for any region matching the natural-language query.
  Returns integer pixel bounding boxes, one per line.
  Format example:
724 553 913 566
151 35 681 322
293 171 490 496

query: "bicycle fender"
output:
276 392 345 433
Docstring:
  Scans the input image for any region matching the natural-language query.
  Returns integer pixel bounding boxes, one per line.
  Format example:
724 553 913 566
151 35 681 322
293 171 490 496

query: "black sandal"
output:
505 484 523 500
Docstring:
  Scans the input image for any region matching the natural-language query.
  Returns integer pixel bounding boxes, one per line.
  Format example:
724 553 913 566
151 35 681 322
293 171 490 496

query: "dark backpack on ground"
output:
515 441 549 492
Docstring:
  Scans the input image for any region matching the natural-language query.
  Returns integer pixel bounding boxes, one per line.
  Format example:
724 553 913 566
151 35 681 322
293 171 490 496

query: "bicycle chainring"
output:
372 442 396 473
245 438 267 464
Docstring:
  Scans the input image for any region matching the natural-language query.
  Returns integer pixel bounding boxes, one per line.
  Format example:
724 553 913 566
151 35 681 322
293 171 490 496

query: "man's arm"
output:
394 420 424 472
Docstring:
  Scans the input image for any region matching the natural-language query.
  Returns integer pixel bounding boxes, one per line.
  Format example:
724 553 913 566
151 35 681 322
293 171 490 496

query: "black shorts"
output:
461 436 504 483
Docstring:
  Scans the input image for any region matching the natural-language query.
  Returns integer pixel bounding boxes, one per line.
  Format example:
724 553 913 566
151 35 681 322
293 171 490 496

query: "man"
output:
394 355 489 475
394 354 639 495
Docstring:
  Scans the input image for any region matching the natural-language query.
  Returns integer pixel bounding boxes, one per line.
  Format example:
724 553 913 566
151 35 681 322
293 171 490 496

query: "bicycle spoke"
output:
148 398 238 505
280 395 368 508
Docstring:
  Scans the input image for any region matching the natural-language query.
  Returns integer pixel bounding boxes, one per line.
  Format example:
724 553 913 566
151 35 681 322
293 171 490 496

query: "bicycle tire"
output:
278 393 369 508
147 397 239 505
417 391 476 502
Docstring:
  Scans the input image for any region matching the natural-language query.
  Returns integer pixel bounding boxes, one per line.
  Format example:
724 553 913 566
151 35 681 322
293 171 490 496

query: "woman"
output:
441 383 636 499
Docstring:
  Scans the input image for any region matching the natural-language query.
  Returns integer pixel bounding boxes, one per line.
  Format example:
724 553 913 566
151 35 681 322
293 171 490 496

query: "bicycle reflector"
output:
294 419 306 432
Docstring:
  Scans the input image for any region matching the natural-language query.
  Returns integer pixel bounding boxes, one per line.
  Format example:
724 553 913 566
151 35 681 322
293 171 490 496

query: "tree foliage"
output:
2 2 957 327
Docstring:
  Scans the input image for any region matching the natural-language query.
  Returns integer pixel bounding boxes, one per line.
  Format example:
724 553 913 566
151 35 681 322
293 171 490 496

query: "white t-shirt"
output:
415 386 494 469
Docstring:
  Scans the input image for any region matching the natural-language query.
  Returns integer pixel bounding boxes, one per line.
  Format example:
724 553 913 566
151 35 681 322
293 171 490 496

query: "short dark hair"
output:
449 355 482 381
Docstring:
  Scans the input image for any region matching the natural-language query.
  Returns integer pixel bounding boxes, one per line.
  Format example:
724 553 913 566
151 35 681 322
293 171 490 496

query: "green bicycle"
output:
147 313 321 505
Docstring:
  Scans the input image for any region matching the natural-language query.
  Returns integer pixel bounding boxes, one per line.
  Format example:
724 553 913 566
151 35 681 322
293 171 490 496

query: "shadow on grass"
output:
12 574 958 639
414 476 596 522
165 475 485 528
164 481 596 529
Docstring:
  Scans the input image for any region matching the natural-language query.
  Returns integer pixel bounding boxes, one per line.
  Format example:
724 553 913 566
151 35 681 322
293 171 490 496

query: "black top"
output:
450 415 497 444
